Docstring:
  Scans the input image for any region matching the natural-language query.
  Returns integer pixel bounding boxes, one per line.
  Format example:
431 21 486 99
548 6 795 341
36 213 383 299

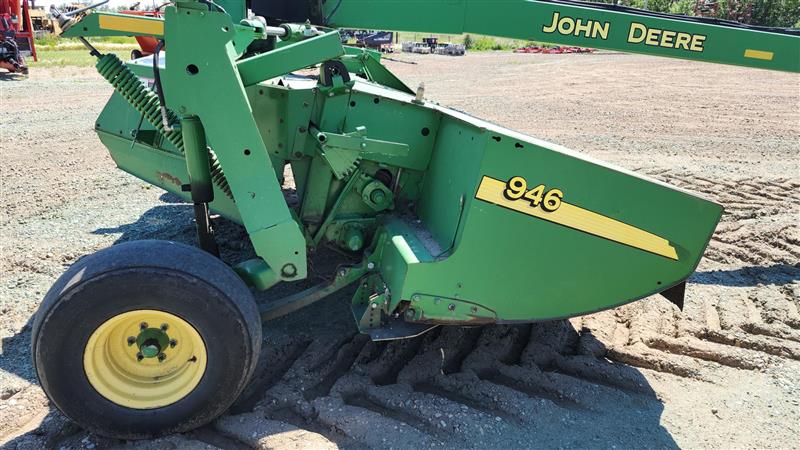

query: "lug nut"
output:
160 323 169 331
169 339 177 348
136 352 144 361
139 322 148 330
157 353 166 362
126 336 136 346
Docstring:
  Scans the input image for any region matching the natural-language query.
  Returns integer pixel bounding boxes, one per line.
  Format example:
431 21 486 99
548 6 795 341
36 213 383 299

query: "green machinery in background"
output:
32 0 799 439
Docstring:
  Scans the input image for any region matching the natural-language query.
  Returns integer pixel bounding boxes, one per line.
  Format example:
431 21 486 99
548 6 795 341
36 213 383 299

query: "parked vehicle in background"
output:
403 39 465 56
0 0 36 73
434 42 466 56
340 29 394 52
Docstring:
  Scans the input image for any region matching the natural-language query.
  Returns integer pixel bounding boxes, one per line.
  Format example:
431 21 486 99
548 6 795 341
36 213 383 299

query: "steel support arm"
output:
60 11 164 38
321 0 800 72
63 11 345 87
236 30 345 87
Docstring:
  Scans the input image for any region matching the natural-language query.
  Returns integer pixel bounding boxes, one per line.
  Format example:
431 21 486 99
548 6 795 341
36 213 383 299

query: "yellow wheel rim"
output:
83 310 207 409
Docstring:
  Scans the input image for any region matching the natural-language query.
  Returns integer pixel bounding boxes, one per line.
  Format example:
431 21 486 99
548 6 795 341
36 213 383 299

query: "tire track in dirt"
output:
641 169 800 267
4 174 797 450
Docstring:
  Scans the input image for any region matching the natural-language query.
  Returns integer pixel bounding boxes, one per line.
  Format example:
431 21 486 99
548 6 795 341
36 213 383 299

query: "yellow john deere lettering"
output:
627 22 706 52
475 176 679 260
98 15 164 36
542 12 610 39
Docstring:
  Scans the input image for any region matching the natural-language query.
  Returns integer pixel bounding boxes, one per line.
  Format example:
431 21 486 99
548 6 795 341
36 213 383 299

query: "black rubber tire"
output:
31 240 261 439
131 49 143 60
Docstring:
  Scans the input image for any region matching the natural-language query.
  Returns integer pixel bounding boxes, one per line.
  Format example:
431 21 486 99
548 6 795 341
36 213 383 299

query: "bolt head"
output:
126 336 136 346
139 322 148 330
370 189 386 204
169 339 177 348
371 302 378 309
448 303 456 311
157 353 166 362
367 262 375 270
136 352 144 361
160 323 169 331
282 263 298 278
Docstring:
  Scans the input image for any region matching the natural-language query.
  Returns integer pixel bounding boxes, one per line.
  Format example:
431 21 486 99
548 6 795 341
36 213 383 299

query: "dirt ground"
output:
1 52 799 449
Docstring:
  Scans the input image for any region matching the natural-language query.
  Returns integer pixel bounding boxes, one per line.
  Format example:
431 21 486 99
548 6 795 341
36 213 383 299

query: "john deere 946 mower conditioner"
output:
32 0 799 439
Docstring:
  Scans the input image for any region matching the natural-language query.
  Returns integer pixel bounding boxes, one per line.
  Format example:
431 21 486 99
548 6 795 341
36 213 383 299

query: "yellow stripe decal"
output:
743 49 774 61
475 176 678 260
98 15 164 36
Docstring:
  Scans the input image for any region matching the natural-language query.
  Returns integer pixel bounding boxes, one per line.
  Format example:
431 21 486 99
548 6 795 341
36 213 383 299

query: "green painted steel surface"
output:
324 0 799 72
62 0 791 336
237 31 344 87
161 1 309 282
61 11 164 38
341 46 413 94
391 113 722 322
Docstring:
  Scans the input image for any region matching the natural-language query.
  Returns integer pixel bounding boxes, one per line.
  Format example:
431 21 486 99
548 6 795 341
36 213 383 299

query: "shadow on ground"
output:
0 72 28 81
692 263 799 287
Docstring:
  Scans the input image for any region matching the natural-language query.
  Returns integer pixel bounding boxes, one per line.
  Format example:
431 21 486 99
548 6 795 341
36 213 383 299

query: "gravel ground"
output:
1 52 799 449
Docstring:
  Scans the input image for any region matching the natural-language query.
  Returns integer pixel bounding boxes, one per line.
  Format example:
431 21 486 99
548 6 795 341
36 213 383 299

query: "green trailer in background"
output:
31 0 799 439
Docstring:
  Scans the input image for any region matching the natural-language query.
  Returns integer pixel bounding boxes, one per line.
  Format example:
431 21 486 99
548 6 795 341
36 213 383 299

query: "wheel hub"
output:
83 310 207 409
131 325 171 360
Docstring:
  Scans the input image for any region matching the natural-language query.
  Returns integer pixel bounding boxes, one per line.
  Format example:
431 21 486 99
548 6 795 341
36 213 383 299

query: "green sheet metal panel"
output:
417 117 488 251
400 109 722 322
98 131 242 222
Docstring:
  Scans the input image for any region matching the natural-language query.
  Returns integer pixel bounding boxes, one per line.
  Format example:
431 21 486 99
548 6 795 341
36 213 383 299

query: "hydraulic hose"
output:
152 40 172 132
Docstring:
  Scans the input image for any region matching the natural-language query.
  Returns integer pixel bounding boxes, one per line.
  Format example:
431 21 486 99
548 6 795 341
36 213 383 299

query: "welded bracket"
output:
339 46 414 94
660 281 686 310
312 168 362 245
311 125 409 179
352 273 391 331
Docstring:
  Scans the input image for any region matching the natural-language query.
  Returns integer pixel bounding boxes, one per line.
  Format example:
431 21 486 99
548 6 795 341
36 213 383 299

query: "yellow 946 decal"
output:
475 175 679 261
503 176 564 212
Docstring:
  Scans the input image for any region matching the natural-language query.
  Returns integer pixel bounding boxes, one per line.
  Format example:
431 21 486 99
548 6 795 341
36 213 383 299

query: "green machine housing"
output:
62 0 799 339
